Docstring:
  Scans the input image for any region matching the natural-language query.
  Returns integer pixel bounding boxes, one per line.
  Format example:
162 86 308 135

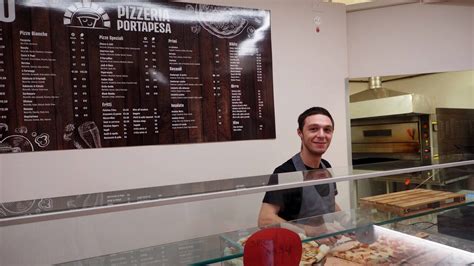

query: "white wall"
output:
347 3 474 78
0 0 350 264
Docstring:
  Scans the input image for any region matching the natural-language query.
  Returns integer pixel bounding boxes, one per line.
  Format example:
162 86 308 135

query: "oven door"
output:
351 121 422 164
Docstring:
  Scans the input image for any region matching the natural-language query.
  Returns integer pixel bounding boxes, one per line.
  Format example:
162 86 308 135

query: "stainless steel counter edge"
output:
1 160 473 226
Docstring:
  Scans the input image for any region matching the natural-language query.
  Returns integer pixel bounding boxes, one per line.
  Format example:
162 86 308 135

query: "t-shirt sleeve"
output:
262 189 284 206
262 167 286 206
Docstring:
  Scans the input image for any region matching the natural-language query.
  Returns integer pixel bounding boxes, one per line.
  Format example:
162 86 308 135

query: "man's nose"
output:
316 128 325 136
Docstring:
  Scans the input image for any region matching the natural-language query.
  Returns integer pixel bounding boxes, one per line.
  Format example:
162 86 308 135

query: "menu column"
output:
168 38 200 131
141 36 160 137
124 35 160 139
228 42 250 133
212 47 223 128
98 35 139 142
69 32 90 121
0 26 7 123
19 30 57 123
255 49 264 132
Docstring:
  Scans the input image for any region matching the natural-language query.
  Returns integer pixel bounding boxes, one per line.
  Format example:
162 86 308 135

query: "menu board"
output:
0 0 275 152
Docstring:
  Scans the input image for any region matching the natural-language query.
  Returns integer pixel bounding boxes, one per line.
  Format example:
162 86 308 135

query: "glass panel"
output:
57 200 474 265
1 159 473 221
384 207 474 253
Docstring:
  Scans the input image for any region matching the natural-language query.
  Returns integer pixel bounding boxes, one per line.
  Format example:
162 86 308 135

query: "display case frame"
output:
1 159 473 265
1 159 473 225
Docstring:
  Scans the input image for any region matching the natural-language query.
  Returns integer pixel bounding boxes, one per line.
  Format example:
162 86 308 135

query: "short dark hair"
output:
298 107 334 130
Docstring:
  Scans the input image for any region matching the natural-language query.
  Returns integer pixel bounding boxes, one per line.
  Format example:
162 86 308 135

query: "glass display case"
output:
1 159 473 265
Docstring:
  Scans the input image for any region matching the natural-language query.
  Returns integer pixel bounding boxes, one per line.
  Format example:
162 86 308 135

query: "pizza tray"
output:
359 189 466 216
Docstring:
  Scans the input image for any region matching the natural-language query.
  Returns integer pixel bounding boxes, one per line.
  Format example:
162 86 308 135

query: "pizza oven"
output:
349 77 474 187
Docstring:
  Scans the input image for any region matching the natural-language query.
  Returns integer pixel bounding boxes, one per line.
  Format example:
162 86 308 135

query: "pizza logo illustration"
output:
193 4 248 39
64 1 110 29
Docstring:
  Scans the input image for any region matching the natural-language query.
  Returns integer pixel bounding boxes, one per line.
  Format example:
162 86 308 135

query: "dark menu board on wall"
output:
0 0 275 152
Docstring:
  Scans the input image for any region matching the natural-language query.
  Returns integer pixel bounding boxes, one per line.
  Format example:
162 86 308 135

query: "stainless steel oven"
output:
351 114 433 164
350 108 474 187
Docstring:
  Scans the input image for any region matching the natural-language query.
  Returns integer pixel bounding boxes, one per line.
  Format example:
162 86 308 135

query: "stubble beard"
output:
303 142 326 157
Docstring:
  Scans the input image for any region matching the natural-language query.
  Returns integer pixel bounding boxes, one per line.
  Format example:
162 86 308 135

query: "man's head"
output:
298 107 334 131
297 107 334 156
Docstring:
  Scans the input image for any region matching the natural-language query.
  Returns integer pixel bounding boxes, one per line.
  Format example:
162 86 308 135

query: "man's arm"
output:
258 203 307 235
259 202 335 239
257 202 287 227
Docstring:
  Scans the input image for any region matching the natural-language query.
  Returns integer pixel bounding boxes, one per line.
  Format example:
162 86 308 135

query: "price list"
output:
256 50 264 126
211 46 224 128
70 32 89 120
141 36 160 135
142 36 159 97
0 27 6 121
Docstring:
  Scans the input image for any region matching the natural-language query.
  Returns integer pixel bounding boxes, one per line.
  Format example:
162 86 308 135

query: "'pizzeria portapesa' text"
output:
116 5 172 33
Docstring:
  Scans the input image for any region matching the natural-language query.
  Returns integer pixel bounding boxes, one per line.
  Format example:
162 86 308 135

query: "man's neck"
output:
300 149 322 168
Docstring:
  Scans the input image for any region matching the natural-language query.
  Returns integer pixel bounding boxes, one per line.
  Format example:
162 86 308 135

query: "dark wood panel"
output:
260 26 275 139
184 20 204 143
50 6 73 150
156 30 173 144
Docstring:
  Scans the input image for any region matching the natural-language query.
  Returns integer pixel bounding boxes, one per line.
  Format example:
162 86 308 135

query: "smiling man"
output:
258 107 341 227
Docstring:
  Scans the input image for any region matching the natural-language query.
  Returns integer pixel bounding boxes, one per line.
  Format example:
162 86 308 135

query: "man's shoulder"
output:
273 157 332 173
273 158 296 174
321 158 332 168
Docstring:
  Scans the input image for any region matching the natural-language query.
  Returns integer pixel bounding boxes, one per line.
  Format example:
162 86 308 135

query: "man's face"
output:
298 114 334 156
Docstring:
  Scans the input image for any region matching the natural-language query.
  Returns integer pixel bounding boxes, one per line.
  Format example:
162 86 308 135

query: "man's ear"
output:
297 128 303 139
